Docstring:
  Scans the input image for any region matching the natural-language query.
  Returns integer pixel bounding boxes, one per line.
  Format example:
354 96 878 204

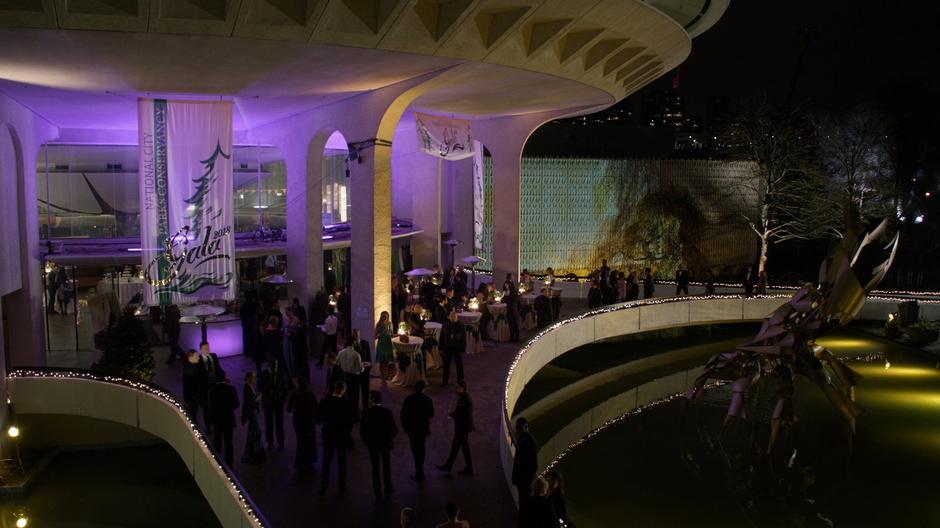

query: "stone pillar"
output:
392 113 441 268
282 140 323 312
350 142 393 343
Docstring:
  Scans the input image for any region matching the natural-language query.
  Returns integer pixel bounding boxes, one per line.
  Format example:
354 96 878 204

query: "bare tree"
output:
725 99 826 273
815 105 896 236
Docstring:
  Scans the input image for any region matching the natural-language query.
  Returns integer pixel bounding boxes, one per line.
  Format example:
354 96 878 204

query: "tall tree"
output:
815 105 896 236
725 99 824 273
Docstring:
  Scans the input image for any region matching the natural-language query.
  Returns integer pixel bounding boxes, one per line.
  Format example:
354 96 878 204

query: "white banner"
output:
415 111 474 160
472 141 485 254
138 99 236 305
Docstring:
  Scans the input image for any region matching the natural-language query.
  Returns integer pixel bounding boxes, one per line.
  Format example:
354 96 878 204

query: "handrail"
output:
7 367 269 528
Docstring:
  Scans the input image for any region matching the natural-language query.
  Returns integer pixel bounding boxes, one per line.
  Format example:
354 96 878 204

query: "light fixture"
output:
15 515 27 528
7 425 19 438
885 360 891 370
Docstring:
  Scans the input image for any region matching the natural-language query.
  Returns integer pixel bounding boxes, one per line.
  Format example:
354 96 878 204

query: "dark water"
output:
1 443 222 527
552 329 940 527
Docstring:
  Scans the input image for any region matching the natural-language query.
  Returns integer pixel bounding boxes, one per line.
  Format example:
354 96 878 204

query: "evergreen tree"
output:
93 307 155 381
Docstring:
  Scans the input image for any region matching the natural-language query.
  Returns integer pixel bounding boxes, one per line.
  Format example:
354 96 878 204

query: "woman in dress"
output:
374 311 394 381
241 371 266 465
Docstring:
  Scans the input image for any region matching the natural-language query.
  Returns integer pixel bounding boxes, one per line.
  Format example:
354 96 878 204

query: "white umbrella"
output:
461 255 486 265
404 268 435 277
182 304 226 344
444 239 460 246
260 273 293 284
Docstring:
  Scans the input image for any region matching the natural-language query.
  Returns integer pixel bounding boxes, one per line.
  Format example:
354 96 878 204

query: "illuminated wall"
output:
483 158 760 278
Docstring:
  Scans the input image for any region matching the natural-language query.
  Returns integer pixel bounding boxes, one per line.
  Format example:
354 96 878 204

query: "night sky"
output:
645 0 940 115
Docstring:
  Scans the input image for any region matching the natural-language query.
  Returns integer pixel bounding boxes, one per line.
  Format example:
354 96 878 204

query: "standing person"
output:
164 304 183 363
317 381 354 495
336 338 364 421
352 329 372 412
625 272 640 301
182 349 202 418
527 477 558 528
199 342 225 433
375 311 394 381
675 268 690 296
56 266 72 315
534 288 552 330
400 380 434 482
321 306 339 362
440 311 465 385
643 267 655 299
46 265 59 314
512 417 539 525
436 380 474 475
743 265 755 297
545 469 571 528
504 280 520 342
434 502 470 528
323 352 344 395
208 376 239 467
587 280 603 309
260 356 292 451
704 269 716 295
360 390 398 499
286 376 318 473
241 372 266 465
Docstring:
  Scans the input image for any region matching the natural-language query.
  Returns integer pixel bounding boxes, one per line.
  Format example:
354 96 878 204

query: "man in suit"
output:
208 376 239 467
182 349 202 418
534 288 553 330
440 311 465 385
260 355 293 451
400 380 434 481
317 380 354 495
352 329 372 412
360 390 398 499
198 342 225 433
643 267 655 299
436 380 474 475
286 376 318 473
512 417 539 525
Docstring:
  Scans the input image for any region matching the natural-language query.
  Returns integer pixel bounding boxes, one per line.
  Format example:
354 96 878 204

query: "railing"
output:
7 368 268 528
498 292 940 502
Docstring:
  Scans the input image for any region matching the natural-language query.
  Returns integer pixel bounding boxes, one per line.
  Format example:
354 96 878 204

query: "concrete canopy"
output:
0 0 725 129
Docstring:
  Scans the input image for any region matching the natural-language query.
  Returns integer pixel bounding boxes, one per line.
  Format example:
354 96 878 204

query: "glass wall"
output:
322 148 349 226
37 144 288 239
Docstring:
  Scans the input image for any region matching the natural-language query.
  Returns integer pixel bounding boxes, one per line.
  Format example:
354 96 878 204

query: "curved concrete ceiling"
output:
0 0 717 130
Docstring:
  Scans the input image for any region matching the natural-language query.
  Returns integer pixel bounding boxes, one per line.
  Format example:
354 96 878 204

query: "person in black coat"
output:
352 329 372 412
527 477 560 528
198 342 226 433
182 349 202 418
286 376 318 473
534 289 553 330
208 376 239 467
504 281 521 343
436 380 474 475
360 390 398 499
643 267 655 299
587 280 603 309
440 311 466 385
318 380 354 495
400 380 434 481
513 417 540 526
260 355 293 451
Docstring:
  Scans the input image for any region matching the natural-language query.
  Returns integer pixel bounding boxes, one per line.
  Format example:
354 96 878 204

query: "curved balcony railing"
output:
498 292 940 502
7 367 269 528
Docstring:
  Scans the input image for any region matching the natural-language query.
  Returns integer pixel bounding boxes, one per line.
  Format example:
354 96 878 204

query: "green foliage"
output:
907 319 939 331
93 308 155 381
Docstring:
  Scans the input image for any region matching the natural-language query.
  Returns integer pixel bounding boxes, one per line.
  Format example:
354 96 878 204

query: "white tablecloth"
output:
391 336 425 387
457 312 483 354
487 303 511 342
423 322 442 370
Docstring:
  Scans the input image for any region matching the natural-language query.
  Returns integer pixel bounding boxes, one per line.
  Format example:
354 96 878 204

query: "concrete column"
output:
392 113 441 269
350 142 393 343
282 141 322 311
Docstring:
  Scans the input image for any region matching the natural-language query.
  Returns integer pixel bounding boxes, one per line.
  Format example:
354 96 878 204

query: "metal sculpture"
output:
686 219 898 452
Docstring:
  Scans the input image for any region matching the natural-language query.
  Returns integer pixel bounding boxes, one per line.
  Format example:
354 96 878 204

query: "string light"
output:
8 369 269 528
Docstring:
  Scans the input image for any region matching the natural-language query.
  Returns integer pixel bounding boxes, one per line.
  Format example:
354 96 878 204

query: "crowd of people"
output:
585 259 658 309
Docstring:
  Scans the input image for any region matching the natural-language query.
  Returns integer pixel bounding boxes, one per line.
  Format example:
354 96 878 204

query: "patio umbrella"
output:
404 268 435 277
444 239 459 269
460 255 486 291
260 273 293 284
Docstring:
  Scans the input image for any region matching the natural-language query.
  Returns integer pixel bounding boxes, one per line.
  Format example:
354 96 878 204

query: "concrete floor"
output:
43 297 590 528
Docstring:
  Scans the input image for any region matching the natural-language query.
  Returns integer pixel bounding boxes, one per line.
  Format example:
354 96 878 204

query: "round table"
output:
519 294 537 330
179 314 242 357
487 303 511 342
456 311 483 354
423 321 442 370
391 336 425 387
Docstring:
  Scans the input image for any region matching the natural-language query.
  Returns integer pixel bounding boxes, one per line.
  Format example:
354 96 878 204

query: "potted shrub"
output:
92 307 155 381
904 320 940 346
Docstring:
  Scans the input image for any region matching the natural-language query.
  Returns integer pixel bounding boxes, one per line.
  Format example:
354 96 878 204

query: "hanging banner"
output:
472 140 485 254
415 111 474 160
138 99 236 305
